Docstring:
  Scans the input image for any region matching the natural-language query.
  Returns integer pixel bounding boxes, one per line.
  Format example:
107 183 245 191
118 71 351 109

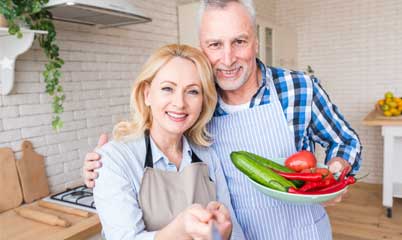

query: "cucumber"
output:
238 151 292 172
230 152 296 192
237 151 304 188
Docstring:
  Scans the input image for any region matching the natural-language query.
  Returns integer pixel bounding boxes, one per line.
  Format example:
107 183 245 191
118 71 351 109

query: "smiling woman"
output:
92 44 245 240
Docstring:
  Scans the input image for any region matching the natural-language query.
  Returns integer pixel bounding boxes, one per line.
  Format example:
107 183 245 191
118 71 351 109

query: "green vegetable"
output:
230 151 296 192
238 151 304 187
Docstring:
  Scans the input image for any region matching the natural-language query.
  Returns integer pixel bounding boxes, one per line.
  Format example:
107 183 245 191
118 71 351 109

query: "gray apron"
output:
138 132 217 231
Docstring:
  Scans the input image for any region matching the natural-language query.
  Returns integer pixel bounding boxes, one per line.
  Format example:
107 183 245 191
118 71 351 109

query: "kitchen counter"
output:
363 109 402 218
0 201 101 240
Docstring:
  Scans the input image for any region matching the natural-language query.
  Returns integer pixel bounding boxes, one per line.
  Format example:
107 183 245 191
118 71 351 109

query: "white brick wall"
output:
2 0 391 193
0 0 178 193
275 0 402 183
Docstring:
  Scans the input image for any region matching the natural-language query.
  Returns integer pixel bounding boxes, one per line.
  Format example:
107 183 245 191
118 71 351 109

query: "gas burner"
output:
43 185 96 213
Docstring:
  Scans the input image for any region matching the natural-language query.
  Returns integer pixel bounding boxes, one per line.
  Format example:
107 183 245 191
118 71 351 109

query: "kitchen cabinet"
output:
0 201 101 240
363 109 402 217
177 2 297 69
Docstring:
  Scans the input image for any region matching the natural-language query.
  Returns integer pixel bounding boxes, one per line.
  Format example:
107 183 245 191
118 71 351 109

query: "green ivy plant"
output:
0 0 65 130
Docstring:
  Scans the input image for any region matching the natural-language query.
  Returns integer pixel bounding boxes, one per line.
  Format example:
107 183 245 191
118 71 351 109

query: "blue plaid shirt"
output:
214 59 362 173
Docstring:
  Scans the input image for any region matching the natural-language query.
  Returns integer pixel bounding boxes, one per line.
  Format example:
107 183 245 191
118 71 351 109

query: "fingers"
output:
206 201 220 212
85 179 95 188
188 204 213 223
207 202 230 220
321 190 348 207
97 133 108 149
84 153 102 170
327 157 351 174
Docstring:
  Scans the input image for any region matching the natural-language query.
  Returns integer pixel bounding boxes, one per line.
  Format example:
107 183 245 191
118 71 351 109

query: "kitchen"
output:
1 0 402 239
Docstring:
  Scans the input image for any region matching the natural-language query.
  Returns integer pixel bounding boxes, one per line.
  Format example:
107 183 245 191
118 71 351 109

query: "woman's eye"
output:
161 87 173 92
188 89 200 95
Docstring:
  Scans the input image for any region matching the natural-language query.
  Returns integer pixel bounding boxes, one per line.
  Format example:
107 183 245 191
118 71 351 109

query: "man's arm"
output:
309 77 362 175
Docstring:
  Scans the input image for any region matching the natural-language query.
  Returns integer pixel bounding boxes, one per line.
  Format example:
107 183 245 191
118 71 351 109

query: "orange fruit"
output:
389 101 398 108
391 108 401 116
383 110 392 117
378 99 385 106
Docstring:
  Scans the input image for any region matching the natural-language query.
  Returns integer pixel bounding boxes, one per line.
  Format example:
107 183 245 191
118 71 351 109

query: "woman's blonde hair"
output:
113 44 217 147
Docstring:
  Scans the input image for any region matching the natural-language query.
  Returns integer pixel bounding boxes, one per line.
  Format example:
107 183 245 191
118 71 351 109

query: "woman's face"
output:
144 57 203 138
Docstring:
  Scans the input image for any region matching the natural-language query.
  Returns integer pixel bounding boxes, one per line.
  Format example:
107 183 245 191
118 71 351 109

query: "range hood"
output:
45 0 152 27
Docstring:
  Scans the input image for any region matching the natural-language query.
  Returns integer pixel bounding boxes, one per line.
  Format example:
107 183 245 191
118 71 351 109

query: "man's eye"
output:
208 42 221 49
234 39 246 46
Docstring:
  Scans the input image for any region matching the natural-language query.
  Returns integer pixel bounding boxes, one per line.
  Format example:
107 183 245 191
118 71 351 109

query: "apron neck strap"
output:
143 130 202 168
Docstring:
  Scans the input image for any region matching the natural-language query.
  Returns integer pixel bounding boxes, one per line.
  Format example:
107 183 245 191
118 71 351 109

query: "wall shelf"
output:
0 27 47 95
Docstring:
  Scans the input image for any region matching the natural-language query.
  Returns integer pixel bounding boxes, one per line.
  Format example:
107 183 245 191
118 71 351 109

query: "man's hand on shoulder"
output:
83 133 108 188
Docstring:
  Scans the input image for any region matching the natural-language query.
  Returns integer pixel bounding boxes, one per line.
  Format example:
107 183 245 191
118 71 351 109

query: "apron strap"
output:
191 152 202 163
143 130 203 168
144 130 154 168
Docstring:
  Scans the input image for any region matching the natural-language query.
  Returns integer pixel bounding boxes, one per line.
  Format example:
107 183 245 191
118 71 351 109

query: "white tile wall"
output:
275 0 402 183
0 0 178 193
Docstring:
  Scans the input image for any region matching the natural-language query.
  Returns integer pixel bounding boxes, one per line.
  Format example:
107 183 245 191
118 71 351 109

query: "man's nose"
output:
222 45 235 67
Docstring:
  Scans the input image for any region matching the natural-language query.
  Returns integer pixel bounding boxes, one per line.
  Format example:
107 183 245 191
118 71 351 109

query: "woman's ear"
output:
143 83 151 106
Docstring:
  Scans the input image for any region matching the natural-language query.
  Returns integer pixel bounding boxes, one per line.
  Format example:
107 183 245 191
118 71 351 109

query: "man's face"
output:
199 2 258 92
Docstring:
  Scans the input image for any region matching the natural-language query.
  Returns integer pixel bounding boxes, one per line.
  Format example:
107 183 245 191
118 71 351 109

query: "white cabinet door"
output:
257 19 298 70
178 2 200 48
274 25 298 70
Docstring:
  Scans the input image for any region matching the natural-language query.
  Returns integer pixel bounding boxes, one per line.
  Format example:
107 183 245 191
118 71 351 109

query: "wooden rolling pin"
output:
14 208 71 227
38 200 90 218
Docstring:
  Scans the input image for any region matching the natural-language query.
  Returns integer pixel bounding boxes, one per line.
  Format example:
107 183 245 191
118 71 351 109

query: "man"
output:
84 1 362 239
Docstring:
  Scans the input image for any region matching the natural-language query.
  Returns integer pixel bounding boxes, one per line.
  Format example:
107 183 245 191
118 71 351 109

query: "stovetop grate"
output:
50 185 96 210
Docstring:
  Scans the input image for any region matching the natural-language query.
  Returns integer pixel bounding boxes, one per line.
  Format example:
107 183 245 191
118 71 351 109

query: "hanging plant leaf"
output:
0 0 65 131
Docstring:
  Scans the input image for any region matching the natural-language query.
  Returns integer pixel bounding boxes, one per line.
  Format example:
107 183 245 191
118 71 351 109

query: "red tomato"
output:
285 150 317 172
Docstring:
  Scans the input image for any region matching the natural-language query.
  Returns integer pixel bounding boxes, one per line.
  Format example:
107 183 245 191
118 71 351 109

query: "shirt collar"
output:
149 135 193 167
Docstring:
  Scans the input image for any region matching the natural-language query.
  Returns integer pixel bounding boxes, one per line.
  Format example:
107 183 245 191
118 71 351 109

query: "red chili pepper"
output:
337 165 352 181
288 176 356 195
273 170 323 181
298 178 337 192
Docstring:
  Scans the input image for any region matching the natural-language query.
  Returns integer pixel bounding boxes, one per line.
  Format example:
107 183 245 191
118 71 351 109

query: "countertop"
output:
0 201 101 240
363 109 402 126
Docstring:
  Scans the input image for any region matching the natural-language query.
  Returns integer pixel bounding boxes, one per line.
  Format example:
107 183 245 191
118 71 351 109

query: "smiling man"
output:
83 1 362 239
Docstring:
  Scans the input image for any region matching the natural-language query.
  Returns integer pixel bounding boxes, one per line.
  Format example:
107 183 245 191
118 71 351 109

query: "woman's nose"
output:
172 91 185 108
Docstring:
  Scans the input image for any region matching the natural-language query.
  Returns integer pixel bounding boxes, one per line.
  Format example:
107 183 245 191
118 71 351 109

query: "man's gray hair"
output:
197 0 257 33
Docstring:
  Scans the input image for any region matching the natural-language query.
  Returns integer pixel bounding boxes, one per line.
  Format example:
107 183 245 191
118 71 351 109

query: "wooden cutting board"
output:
0 147 23 213
16 140 50 203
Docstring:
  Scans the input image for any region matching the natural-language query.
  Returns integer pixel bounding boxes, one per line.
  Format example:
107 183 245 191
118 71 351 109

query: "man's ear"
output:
255 38 259 55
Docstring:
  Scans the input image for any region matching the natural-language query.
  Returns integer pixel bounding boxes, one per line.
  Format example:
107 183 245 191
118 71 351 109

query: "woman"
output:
93 44 244 240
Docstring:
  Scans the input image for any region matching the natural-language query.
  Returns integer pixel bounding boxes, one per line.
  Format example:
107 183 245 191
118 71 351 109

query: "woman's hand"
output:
82 133 108 188
156 204 214 240
206 201 233 240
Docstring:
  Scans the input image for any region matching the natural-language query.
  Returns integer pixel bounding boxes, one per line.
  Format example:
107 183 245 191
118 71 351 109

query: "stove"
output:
43 185 97 213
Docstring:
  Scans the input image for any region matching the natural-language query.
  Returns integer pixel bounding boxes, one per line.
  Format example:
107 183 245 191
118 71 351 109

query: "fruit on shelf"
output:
377 91 402 117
